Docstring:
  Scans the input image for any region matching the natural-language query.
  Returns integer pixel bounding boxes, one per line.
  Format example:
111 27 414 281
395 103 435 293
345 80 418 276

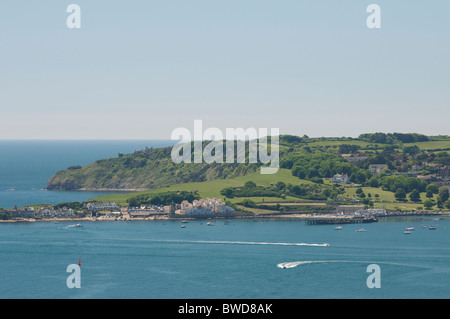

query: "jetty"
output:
305 216 378 226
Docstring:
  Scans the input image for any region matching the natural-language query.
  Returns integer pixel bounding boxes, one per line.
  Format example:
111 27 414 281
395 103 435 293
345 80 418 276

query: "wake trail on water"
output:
277 260 429 269
158 240 330 247
277 260 361 269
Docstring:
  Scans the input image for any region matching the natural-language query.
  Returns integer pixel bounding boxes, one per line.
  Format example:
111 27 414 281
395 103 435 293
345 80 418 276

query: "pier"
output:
305 216 378 226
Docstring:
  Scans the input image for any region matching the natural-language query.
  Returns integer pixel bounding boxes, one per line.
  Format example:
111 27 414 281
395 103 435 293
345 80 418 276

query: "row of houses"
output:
127 205 166 218
86 202 119 211
10 206 74 218
87 199 236 218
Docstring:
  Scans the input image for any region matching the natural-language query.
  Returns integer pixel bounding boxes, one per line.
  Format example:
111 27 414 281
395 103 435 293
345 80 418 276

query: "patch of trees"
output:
221 181 340 201
358 133 429 144
379 175 428 193
67 165 82 170
53 201 85 210
220 182 282 198
126 191 200 207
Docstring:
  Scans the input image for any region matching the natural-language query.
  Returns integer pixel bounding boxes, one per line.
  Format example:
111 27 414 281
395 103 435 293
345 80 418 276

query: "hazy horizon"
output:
1 1 449 139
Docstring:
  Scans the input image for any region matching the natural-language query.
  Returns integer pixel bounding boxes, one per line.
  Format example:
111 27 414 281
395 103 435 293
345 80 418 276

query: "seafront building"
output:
336 205 365 215
179 198 235 216
10 206 35 218
9 206 75 218
86 202 119 211
36 207 74 217
127 205 166 218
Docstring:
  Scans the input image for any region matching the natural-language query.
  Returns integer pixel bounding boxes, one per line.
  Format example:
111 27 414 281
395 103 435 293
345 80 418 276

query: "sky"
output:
0 0 449 139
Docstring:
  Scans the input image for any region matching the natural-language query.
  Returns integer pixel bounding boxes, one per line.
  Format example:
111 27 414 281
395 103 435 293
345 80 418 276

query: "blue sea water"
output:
0 140 175 209
0 140 449 299
0 217 449 299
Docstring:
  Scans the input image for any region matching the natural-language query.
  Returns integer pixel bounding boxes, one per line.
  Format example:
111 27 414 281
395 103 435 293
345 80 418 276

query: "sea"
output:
0 218 449 299
0 141 449 299
0 140 175 209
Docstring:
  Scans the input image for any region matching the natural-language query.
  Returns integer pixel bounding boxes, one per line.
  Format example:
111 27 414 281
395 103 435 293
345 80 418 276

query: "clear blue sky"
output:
0 1 449 139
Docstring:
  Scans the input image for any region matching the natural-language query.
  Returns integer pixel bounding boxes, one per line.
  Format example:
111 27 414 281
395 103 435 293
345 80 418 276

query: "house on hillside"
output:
331 174 350 184
369 164 388 174
341 154 368 164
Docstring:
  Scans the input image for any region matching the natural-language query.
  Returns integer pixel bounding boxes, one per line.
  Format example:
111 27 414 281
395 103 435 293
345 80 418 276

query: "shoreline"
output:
1 211 448 223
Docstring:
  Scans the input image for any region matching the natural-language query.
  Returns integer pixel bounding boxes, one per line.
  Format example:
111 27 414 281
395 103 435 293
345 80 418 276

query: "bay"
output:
0 217 448 299
0 140 174 209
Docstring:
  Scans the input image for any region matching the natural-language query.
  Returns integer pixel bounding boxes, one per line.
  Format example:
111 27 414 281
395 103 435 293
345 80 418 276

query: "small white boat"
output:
180 225 186 228
429 226 437 230
355 228 367 232
405 227 415 231
404 230 412 234
66 223 83 228
207 222 215 226
181 220 189 223
334 226 343 230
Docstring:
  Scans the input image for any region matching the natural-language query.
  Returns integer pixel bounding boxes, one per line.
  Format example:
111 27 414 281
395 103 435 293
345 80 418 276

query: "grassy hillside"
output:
48 133 450 212
47 145 261 191
90 168 306 204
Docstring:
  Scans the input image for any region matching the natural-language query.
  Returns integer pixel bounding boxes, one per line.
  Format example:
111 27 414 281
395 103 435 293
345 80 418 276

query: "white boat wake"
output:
158 240 330 247
277 260 358 269
276 260 430 269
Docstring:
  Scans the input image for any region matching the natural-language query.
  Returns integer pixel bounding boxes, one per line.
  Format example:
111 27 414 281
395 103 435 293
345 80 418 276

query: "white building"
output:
369 164 388 174
180 198 235 216
37 207 74 217
331 174 350 184
355 208 387 216
86 202 119 211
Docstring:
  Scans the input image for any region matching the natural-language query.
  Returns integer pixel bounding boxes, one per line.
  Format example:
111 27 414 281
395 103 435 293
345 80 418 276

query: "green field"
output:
308 137 450 151
372 201 437 211
90 168 307 205
92 168 445 212
306 139 373 148
403 140 450 150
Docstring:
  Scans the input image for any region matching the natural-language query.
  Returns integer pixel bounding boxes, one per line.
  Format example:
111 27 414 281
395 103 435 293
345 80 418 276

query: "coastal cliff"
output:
47 145 260 191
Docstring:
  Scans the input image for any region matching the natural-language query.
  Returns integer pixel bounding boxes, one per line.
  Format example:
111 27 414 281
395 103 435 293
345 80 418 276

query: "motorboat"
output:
66 223 83 228
334 226 342 230
429 226 437 230
355 228 367 232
